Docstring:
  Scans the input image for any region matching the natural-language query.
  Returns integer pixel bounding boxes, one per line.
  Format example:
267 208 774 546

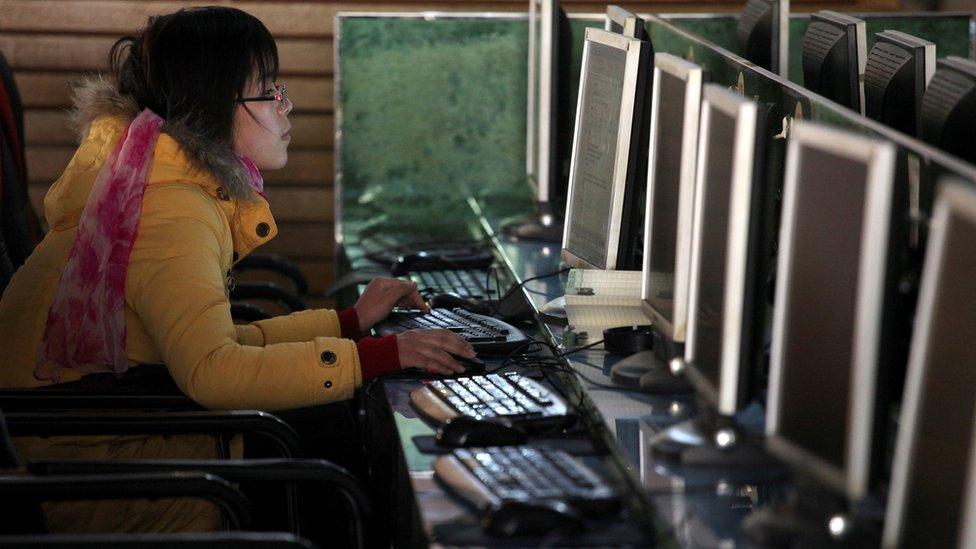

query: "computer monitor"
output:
605 5 647 40
802 11 867 114
766 121 896 502
864 30 936 137
684 85 767 419
737 0 790 76
508 0 569 242
919 56 976 165
561 28 650 270
648 85 777 464
641 52 705 356
883 179 976 549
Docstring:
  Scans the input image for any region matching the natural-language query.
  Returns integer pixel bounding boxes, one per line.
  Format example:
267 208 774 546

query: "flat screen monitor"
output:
684 85 765 417
524 0 569 219
802 11 867 114
766 121 896 502
511 0 570 242
883 179 976 548
561 28 649 270
640 52 705 350
919 56 976 165
737 0 790 76
864 30 936 137
605 5 647 40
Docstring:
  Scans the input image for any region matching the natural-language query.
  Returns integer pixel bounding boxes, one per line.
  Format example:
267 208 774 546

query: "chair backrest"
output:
0 408 20 469
0 48 43 268
0 406 48 535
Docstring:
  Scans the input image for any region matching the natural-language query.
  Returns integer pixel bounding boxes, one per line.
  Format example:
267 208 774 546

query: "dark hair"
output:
109 6 279 145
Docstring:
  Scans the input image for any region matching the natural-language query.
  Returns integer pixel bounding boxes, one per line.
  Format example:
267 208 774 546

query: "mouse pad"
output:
412 435 600 455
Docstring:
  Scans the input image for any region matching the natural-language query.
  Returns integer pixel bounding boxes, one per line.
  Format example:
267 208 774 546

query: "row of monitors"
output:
560 25 976 546
523 1 975 231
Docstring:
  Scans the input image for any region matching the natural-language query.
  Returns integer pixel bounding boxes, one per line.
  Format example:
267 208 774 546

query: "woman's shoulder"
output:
141 181 230 234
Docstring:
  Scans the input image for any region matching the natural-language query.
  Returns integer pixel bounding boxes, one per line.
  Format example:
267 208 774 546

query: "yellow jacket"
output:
0 108 365 533
0 116 362 407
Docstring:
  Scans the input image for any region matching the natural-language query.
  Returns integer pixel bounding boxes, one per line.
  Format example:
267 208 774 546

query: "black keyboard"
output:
409 268 491 300
410 372 570 425
374 308 528 354
434 446 618 514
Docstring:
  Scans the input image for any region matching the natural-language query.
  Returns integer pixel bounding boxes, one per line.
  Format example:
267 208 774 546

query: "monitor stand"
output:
649 416 778 469
742 480 881 548
610 330 693 394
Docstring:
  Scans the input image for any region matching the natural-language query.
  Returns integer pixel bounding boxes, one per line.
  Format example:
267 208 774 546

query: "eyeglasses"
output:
238 84 291 115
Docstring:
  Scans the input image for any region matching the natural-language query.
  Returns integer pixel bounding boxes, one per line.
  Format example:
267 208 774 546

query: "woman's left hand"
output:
353 277 430 332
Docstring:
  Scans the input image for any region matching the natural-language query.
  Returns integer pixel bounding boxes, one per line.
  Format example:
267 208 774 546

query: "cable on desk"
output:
483 266 571 314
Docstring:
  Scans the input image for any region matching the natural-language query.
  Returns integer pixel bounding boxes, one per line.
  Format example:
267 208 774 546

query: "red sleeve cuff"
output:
357 334 401 381
338 308 362 341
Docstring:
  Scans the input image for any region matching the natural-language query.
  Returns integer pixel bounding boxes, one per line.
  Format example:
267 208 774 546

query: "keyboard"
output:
374 308 529 354
410 372 570 426
409 268 490 300
434 446 618 514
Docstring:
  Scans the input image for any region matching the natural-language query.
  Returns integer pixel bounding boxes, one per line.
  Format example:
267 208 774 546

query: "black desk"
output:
344 201 790 547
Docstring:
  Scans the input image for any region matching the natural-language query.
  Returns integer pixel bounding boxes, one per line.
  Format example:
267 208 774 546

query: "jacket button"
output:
256 222 270 237
324 380 333 389
216 187 230 201
320 351 337 365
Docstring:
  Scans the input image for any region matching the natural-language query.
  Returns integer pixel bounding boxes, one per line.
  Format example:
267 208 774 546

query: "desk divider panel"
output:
335 14 534 244
336 11 975 246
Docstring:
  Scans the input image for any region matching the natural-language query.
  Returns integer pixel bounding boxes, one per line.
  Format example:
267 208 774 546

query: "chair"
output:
0 406 370 547
0 532 318 549
0 409 252 536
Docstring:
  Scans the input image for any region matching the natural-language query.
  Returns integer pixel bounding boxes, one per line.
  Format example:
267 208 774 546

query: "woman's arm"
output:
234 308 346 345
126 184 360 411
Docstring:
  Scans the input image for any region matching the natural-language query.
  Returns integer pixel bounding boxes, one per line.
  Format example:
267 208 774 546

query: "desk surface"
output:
345 200 793 547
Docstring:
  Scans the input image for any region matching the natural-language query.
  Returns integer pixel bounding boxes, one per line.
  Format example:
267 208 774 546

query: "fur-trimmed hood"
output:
68 76 257 201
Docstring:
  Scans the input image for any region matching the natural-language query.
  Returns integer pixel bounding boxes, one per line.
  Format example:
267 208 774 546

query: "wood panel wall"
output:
0 0 900 304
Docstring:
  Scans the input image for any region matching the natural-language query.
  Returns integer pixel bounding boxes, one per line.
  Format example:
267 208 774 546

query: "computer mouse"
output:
429 292 492 315
483 499 584 537
435 416 527 447
453 355 486 376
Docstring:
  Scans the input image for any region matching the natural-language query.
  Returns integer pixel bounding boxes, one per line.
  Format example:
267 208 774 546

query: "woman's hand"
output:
354 277 429 332
397 329 476 375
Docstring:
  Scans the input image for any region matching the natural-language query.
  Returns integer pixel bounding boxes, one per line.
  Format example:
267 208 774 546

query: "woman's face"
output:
233 77 292 170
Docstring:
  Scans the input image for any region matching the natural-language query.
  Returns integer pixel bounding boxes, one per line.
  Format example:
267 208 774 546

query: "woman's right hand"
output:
397 329 477 375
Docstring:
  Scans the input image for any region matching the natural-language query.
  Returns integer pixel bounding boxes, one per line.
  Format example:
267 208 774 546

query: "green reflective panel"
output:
662 14 742 54
336 16 534 242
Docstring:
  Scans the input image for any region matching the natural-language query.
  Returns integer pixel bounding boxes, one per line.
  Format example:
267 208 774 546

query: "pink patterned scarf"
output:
35 109 262 381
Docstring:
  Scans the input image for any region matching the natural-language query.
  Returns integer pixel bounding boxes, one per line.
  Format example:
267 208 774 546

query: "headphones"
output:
602 325 655 356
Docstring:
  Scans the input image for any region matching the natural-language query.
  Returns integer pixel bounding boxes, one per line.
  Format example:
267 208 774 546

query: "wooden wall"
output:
0 0 900 304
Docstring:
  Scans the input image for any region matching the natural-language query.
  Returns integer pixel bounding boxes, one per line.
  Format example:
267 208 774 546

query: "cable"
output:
482 266 570 315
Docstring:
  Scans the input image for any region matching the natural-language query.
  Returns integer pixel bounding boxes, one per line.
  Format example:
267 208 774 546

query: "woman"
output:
0 6 470 533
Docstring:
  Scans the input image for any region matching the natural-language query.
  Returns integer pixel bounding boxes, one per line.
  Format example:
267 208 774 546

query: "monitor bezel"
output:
560 28 645 270
605 5 645 39
640 52 705 344
525 0 540 187
765 121 896 501
868 30 936 134
882 178 976 547
684 84 760 417
537 0 559 204
738 0 790 76
775 0 790 77
807 10 868 115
